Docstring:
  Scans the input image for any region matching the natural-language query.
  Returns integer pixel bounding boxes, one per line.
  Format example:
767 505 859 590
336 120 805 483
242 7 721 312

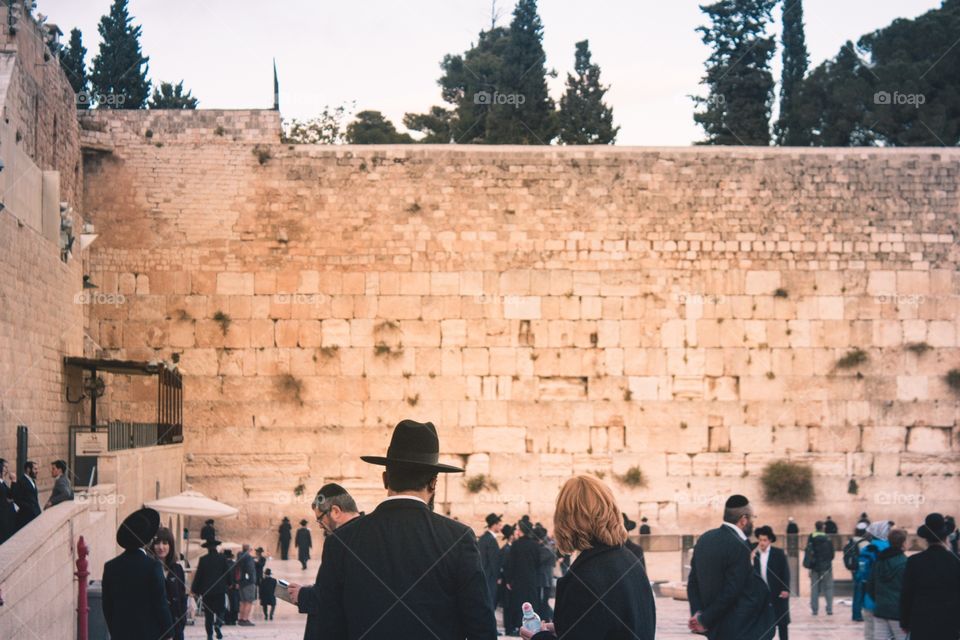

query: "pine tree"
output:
58 28 89 104
558 40 618 144
89 0 150 109
694 0 777 145
486 0 557 143
149 81 199 109
802 43 875 146
775 0 811 145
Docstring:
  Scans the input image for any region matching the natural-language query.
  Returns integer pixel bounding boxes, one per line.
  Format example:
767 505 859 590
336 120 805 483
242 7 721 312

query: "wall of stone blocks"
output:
81 110 960 539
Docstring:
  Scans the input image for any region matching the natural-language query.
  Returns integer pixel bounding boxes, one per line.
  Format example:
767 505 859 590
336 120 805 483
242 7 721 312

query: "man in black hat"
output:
505 516 541 636
639 516 651 535
289 483 361 640
900 512 960 639
278 516 292 560
687 494 774 640
478 512 503 611
201 518 216 543
623 513 646 569
192 537 229 640
498 524 517 632
753 526 790 640
295 518 312 570
102 507 175 640
315 419 496 639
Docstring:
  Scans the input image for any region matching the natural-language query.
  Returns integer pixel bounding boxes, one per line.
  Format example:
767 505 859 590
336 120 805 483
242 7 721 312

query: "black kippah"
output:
725 494 749 509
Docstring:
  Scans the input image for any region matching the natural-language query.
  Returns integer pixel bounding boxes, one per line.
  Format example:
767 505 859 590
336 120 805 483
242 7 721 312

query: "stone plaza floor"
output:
184 558 862 640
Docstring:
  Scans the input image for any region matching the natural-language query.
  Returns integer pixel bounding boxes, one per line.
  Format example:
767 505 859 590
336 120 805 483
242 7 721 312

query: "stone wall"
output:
82 109 960 539
0 1 85 472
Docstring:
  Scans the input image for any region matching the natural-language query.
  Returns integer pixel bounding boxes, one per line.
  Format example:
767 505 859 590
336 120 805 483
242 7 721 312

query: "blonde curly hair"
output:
553 475 628 555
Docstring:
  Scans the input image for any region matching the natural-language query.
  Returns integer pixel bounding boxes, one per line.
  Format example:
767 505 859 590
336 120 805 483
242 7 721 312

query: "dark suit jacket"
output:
12 475 41 528
260 576 278 606
900 544 960 639
688 525 774 640
506 535 541 615
625 539 646 569
299 559 324 640
532 544 655 640
296 526 312 561
163 563 187 636
753 545 790 624
0 482 16 543
102 549 175 640
477 530 501 602
315 497 496 640
191 549 230 612
48 474 73 507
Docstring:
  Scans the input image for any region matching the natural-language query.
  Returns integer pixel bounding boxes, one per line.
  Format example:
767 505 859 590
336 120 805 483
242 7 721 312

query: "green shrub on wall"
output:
760 460 815 504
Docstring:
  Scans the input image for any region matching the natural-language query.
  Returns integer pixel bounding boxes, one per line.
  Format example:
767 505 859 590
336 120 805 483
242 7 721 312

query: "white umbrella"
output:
144 490 239 565
145 490 239 518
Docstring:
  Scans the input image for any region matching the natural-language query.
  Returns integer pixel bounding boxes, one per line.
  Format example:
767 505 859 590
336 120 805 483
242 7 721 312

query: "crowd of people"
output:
96 419 960 640
0 458 74 543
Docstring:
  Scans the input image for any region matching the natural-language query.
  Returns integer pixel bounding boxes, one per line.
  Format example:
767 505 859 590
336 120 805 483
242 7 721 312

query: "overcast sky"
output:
42 0 943 145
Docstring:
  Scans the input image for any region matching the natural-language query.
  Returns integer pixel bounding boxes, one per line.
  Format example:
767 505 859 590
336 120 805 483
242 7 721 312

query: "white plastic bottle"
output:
521 602 542 633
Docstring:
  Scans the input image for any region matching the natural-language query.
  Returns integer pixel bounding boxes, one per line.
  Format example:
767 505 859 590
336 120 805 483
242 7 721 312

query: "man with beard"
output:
289 483 360 640
687 494 774 640
315 419 495 639
12 461 41 531
477 513 503 611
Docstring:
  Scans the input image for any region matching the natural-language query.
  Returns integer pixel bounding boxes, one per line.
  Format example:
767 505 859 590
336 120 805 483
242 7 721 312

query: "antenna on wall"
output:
273 58 279 111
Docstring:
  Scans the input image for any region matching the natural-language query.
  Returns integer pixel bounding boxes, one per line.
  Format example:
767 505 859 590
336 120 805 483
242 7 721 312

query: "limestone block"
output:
900 452 960 476
503 296 541 319
731 425 772 453
896 375 928 401
377 295 422 319
745 271 781 295
906 426 951 453
217 272 254 295
474 427 526 453
298 320 323 347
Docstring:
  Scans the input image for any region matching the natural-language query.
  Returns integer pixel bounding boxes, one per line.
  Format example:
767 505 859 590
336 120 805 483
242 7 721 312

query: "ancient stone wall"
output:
82 109 960 539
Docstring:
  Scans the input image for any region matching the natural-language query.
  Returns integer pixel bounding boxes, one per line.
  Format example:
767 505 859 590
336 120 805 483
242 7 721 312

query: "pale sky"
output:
41 0 943 145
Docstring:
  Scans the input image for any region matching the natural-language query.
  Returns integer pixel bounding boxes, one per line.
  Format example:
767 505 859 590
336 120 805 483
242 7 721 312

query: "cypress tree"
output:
558 40 618 144
694 0 777 145
775 0 812 145
89 0 150 109
58 28 89 104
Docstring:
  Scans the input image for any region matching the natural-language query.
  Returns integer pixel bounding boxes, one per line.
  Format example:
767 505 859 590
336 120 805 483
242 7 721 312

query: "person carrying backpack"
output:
866 528 907 640
856 520 891 639
845 521 870 622
804 520 836 616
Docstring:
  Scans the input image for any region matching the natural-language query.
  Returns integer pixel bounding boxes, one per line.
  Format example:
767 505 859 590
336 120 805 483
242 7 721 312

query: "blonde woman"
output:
521 475 655 640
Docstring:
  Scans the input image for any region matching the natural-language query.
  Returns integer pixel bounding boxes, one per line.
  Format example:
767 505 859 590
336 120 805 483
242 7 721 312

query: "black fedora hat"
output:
755 525 777 543
117 507 161 550
485 513 503 527
622 513 637 532
918 512 955 542
361 420 463 473
201 538 222 549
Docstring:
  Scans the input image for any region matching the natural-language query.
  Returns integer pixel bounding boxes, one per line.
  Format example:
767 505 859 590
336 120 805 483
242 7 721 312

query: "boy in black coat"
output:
259 568 277 620
753 526 791 640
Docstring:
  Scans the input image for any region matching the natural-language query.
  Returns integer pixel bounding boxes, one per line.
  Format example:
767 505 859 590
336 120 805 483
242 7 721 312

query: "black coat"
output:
824 520 838 534
300 550 327 640
102 549 175 640
753 545 790 625
687 526 774 640
296 526 312 562
0 482 16 543
191 549 230 613
506 535 541 620
477 530 501 605
12 475 41 529
279 521 292 543
532 544 655 640
625 539 646 569
200 524 216 542
900 545 960 640
315 497 496 640
162 563 187 640
260 576 278 606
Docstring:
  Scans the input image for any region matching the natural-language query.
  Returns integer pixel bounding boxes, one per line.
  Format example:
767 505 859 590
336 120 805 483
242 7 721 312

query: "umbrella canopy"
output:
144 490 239 518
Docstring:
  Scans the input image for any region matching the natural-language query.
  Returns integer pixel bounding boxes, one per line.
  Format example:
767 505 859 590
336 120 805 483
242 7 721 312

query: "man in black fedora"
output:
192 537 229 640
478 512 503 610
315 419 496 639
102 507 175 640
900 512 960 639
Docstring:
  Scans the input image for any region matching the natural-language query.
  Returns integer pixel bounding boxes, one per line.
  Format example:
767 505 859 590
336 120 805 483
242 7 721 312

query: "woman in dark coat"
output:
900 513 960 640
295 519 312 570
152 526 187 640
522 476 655 640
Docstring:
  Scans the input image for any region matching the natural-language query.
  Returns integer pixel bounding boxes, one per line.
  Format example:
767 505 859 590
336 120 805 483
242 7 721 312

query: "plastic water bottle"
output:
521 602 541 633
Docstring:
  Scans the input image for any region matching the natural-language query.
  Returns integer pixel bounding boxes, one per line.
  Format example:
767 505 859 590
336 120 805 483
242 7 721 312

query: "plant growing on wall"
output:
847 478 859 495
760 460 814 504
277 373 304 405
293 483 305 497
213 310 231 336
253 145 272 165
836 348 868 369
464 474 498 493
906 342 932 355
946 368 960 393
616 466 647 488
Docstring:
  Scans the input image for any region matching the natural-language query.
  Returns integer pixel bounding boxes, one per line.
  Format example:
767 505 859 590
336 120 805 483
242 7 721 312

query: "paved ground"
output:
185 558 862 640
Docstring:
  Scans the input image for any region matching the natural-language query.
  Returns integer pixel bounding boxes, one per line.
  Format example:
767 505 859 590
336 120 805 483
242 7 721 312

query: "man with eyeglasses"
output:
288 483 360 640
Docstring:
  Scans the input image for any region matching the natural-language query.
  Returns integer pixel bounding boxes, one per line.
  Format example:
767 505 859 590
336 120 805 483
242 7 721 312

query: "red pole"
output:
76 536 89 640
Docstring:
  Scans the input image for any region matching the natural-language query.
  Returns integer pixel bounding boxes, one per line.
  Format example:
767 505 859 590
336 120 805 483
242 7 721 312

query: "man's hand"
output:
519 622 554 638
288 582 301 604
779 590 789 599
688 612 708 634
